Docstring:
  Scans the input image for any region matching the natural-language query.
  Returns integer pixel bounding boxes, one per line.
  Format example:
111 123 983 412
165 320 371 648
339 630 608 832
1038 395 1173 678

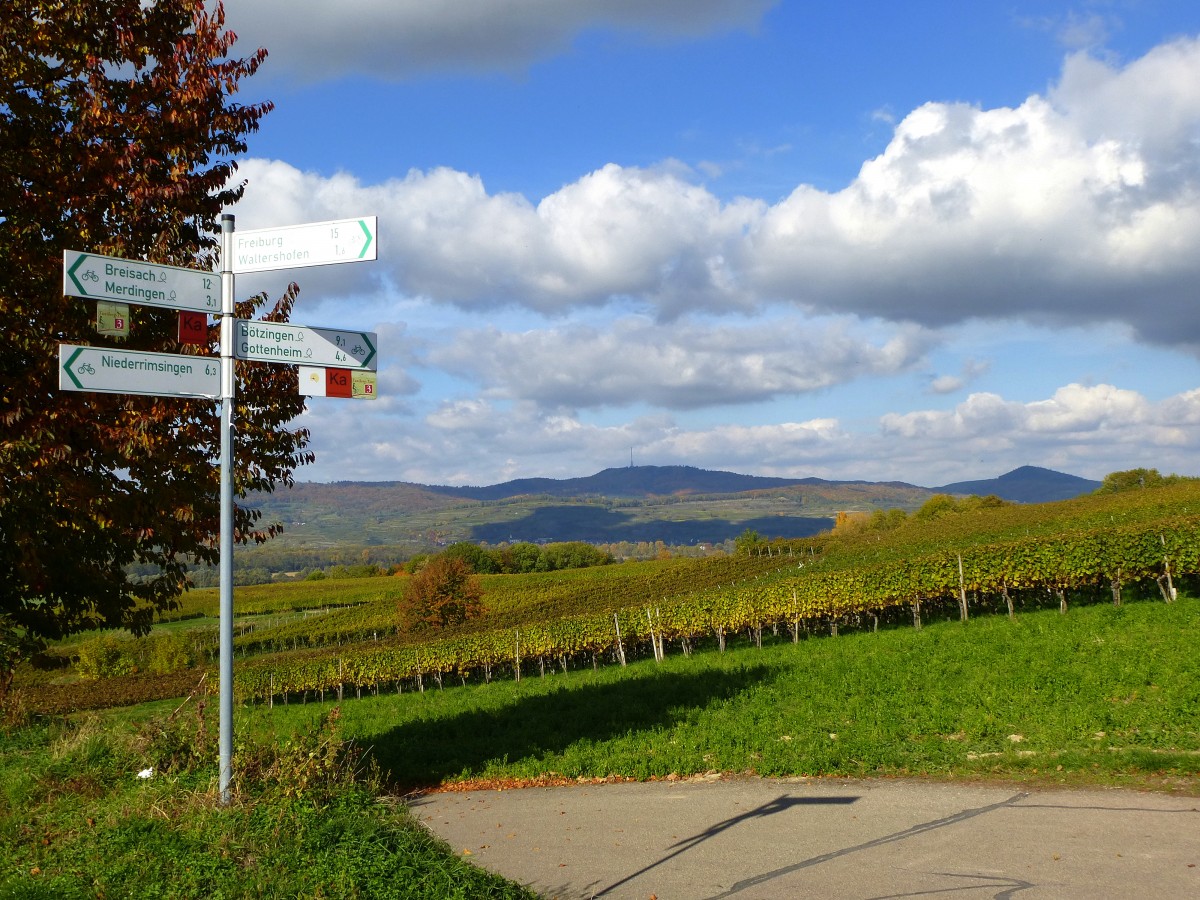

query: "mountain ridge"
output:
247 465 1102 550
414 463 1097 504
426 464 921 502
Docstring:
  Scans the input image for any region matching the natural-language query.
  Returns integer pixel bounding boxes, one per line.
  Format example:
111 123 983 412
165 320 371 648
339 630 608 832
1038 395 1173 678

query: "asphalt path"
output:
409 777 1199 899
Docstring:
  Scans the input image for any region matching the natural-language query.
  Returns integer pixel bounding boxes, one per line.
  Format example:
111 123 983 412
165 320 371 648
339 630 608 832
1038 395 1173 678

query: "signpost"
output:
59 213 378 805
59 344 219 398
234 320 377 370
63 250 220 313
231 216 376 273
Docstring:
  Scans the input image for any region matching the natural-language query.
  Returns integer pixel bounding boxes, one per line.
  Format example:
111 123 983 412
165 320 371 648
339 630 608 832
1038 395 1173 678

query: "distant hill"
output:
243 464 1101 551
430 464 916 501
933 466 1101 503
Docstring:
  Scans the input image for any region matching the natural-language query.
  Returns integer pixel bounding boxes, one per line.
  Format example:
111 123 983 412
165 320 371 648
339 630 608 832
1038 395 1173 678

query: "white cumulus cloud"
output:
428 316 931 410
233 36 1200 348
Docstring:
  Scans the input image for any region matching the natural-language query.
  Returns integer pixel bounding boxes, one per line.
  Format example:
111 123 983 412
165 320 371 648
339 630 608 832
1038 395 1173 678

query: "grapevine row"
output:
230 516 1200 703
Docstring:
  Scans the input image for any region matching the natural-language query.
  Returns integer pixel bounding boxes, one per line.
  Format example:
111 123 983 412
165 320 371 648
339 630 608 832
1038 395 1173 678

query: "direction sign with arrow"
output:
233 320 377 370
59 344 220 398
63 250 219 313
231 216 377 273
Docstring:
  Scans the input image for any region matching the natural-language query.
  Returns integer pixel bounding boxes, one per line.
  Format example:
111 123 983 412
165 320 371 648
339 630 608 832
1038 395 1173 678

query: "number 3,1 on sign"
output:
299 366 376 399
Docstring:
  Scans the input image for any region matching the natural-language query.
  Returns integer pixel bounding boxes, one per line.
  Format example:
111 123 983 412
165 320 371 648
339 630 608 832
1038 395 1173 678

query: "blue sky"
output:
219 0 1200 487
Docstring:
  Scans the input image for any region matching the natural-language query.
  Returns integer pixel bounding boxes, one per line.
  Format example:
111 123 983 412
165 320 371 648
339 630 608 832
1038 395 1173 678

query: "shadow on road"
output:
600 793 860 897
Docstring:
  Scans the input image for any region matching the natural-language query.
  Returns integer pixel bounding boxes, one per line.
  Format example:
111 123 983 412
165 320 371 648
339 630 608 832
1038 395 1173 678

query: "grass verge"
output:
249 595 1200 793
0 706 535 899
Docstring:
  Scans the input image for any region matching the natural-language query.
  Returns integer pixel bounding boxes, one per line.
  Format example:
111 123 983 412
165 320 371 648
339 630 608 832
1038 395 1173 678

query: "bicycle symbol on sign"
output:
80 269 99 283
78 363 95 375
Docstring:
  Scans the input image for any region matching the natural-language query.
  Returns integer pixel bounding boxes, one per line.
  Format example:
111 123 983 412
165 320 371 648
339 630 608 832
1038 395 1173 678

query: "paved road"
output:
409 777 1199 899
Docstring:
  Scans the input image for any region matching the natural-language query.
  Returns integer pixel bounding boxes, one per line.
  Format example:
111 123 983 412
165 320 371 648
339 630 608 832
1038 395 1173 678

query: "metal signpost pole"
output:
57 212 377 806
218 214 236 803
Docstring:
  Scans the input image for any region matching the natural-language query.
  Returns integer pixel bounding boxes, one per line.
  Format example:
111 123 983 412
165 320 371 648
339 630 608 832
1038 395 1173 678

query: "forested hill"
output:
429 465 916 501
933 465 1102 503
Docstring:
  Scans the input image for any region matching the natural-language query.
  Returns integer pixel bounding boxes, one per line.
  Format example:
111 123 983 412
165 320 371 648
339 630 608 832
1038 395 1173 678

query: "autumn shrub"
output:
398 556 484 631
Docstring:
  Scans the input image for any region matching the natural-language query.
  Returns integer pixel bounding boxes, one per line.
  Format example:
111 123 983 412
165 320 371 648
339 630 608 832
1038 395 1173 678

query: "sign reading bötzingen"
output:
233 320 377 370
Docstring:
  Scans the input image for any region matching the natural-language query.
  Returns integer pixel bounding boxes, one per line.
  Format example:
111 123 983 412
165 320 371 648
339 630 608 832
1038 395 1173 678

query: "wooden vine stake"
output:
957 554 969 621
1157 535 1176 603
514 630 521 682
1002 582 1014 620
613 615 626 667
1158 557 1176 603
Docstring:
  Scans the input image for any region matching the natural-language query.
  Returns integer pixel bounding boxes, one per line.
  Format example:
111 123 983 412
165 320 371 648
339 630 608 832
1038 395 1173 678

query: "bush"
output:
397 556 484 631
75 634 137 679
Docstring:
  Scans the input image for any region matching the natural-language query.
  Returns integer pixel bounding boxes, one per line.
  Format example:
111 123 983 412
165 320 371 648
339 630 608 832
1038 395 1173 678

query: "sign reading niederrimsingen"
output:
59 344 219 399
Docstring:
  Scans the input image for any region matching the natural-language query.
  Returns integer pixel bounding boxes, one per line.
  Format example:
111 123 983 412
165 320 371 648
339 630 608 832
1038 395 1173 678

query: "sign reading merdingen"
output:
231 216 377 273
233 320 377 370
59 344 220 398
63 250 219 313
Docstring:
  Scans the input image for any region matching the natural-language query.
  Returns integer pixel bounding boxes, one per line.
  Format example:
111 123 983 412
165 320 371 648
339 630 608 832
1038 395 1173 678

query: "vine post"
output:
957 554 969 621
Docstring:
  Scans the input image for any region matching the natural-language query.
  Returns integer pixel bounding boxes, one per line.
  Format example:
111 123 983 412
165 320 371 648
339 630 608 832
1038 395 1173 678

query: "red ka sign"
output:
325 368 352 398
178 311 208 345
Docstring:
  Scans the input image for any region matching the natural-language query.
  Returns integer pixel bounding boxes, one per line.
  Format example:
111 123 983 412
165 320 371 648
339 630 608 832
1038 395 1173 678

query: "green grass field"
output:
266 593 1200 792
4 592 1197 897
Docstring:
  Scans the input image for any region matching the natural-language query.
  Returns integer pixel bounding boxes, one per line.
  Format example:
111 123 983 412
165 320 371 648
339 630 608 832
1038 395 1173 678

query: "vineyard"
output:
228 482 1200 705
24 481 1200 713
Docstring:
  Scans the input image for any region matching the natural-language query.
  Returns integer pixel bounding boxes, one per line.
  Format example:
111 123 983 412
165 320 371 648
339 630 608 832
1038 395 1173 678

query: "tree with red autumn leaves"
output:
0 0 311 691
399 557 485 632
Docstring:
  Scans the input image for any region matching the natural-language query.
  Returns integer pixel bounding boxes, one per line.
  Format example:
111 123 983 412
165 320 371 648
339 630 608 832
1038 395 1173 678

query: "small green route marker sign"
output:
233 320 377 370
63 250 219 313
95 301 130 337
59 344 220 398
231 216 377 273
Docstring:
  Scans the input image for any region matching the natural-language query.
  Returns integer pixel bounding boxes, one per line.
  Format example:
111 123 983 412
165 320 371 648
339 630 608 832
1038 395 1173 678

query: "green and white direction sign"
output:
233 320 377 370
63 250 219 313
59 344 220 398
231 216 377 273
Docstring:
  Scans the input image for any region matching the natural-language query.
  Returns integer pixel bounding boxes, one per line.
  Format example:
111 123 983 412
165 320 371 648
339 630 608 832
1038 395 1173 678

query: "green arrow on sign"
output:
66 254 90 296
357 219 373 259
62 346 86 389
359 331 377 368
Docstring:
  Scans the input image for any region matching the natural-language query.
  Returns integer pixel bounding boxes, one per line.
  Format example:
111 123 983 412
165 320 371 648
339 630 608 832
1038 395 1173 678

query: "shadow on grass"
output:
368 663 777 789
